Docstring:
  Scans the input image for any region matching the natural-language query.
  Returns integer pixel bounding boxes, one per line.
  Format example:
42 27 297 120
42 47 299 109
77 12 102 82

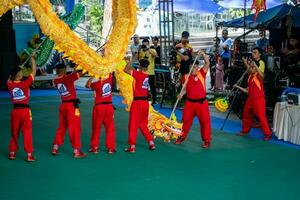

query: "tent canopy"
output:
219 4 300 29
173 0 224 13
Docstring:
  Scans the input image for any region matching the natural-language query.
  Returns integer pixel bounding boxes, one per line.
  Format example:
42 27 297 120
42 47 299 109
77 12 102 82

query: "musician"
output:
234 47 272 141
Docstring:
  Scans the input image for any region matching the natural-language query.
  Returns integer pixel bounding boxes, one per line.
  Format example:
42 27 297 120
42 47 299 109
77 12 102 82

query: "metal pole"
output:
243 0 246 42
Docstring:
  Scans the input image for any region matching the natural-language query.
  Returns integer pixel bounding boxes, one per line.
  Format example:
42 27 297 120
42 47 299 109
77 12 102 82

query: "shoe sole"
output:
73 156 86 158
89 151 99 154
124 150 135 153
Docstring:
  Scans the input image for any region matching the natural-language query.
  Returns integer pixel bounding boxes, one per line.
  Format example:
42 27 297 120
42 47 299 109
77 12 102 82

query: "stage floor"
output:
0 93 300 200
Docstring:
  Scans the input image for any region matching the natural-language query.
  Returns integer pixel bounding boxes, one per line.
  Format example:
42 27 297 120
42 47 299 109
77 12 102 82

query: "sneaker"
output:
73 150 86 158
174 136 186 145
89 147 99 154
149 144 156 151
264 135 272 141
26 154 36 162
108 148 116 154
201 141 210 149
124 146 135 153
51 148 59 156
8 152 16 160
237 132 248 136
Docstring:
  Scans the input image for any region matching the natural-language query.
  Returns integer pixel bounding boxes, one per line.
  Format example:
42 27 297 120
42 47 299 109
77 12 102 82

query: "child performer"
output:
123 58 156 153
175 50 212 148
51 63 86 158
215 56 224 91
85 74 116 154
7 56 36 162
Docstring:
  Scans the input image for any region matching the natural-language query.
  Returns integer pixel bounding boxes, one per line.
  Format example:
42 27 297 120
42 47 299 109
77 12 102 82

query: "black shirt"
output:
150 45 161 65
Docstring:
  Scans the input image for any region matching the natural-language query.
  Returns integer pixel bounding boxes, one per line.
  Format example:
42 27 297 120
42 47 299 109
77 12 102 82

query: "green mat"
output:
0 94 300 200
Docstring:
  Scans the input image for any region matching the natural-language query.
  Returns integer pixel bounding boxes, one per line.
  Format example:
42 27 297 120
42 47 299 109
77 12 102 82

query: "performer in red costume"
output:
174 50 212 148
51 63 86 158
234 47 272 141
85 74 116 154
7 56 36 162
123 58 155 153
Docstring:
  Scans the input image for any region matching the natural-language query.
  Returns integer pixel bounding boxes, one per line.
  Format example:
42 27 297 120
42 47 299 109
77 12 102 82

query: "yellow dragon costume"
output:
0 0 182 141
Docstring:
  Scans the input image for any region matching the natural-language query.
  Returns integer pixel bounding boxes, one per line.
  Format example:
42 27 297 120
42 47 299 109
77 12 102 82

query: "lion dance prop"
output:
0 0 183 141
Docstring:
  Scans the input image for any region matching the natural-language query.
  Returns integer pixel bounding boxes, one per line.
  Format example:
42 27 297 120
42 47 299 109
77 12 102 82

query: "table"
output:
273 102 300 145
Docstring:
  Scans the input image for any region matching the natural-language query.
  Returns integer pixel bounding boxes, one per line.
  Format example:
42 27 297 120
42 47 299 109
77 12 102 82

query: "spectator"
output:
176 31 193 76
220 29 232 83
282 34 300 86
138 38 158 105
130 34 140 66
215 56 224 91
206 37 222 56
150 36 161 65
206 37 222 90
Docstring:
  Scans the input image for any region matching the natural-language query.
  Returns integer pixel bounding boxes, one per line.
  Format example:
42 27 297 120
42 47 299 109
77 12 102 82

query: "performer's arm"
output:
199 50 210 72
124 57 134 75
85 77 94 88
242 57 250 69
177 87 186 100
234 84 248 93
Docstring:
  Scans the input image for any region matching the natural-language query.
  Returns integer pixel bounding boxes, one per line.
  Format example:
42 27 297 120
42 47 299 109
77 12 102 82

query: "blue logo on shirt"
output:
12 87 25 100
57 83 69 96
102 83 112 97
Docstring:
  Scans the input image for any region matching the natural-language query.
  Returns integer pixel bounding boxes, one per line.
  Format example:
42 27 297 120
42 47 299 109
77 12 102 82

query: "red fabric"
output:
9 108 33 153
7 75 33 105
131 70 149 97
90 75 113 104
53 102 82 149
248 74 264 98
54 72 79 101
183 68 207 99
181 100 211 142
90 104 116 149
241 97 272 136
128 100 153 145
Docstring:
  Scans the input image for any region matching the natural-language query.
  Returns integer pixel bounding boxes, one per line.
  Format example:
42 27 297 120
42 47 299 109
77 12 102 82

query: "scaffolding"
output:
158 0 174 66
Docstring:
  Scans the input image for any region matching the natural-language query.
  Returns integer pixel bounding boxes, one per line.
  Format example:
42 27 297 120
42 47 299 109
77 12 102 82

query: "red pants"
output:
53 102 82 149
128 100 153 145
90 104 116 150
242 97 272 136
182 100 212 142
9 108 33 153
